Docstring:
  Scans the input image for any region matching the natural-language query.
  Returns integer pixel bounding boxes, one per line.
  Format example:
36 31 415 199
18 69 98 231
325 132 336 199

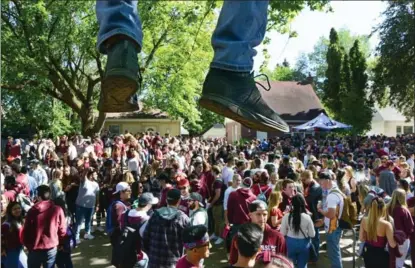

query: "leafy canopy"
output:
371 1 415 122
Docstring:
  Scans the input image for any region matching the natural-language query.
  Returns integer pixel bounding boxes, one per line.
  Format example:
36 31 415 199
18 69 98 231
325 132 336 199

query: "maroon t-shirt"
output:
229 224 287 264
159 185 173 208
176 255 200 268
178 196 190 216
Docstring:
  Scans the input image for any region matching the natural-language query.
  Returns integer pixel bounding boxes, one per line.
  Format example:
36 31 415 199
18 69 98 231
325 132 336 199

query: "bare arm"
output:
385 221 397 248
359 218 367 242
319 207 336 219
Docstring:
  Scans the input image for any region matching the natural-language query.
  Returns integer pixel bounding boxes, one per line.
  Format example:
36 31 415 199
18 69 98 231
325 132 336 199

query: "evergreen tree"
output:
323 28 344 117
342 40 374 133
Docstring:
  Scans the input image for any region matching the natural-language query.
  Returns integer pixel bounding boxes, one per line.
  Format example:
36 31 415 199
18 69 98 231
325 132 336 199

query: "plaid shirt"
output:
143 207 190 268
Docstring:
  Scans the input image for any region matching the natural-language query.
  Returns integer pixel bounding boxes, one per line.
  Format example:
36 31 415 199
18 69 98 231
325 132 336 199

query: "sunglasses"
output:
179 187 186 190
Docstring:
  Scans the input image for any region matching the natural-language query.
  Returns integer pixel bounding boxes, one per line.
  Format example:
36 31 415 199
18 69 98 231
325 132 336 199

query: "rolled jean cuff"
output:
97 29 143 54
210 61 252 73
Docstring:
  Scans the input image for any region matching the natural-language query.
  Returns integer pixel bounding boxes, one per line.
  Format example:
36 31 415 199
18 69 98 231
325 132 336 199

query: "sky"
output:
253 1 388 71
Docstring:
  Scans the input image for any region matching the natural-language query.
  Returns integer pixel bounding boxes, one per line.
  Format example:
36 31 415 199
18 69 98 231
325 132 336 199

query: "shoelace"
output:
254 73 271 91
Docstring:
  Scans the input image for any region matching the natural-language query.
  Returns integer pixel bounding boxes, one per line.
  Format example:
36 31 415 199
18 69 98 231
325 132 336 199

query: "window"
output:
108 125 120 135
403 126 414 134
396 126 402 135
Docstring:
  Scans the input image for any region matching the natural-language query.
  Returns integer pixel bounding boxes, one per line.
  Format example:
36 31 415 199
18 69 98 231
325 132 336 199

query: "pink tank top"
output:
367 235 387 248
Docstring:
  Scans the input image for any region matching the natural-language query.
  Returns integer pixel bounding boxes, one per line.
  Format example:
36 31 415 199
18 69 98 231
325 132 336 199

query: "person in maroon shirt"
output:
229 200 287 265
158 172 174 208
4 136 13 158
178 178 191 215
225 177 256 252
22 185 66 267
11 163 30 197
278 179 296 212
407 196 415 267
176 225 210 268
251 172 272 200
1 201 27 267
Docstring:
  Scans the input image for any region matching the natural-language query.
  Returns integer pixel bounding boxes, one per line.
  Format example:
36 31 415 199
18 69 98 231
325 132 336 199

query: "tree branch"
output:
48 56 86 104
93 51 105 80
11 0 34 56
1 14 19 38
144 29 168 69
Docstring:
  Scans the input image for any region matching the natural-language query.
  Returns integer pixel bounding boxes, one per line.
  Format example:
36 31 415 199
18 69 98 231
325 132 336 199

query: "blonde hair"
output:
268 191 282 220
300 170 313 180
373 158 381 169
295 161 305 172
52 170 62 190
388 189 407 216
367 198 386 242
344 166 355 178
270 172 278 183
123 171 135 185
358 184 370 205
274 180 284 192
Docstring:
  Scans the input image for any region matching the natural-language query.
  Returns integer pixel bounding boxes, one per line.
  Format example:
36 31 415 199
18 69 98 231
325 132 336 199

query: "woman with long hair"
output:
267 191 283 230
50 169 65 201
345 165 360 214
1 202 27 268
388 189 414 268
280 194 315 268
359 197 396 268
398 179 414 200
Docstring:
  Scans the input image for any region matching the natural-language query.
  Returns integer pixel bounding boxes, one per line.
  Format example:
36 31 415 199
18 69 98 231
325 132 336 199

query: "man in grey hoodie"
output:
143 188 190 268
379 160 397 196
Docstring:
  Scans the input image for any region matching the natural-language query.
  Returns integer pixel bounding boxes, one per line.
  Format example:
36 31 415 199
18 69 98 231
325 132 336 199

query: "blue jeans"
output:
74 205 94 239
309 227 320 262
96 0 268 72
286 236 310 268
27 248 57 268
326 227 343 268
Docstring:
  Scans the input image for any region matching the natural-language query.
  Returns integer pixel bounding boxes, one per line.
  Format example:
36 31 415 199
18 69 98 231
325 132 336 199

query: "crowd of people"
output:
1 131 415 268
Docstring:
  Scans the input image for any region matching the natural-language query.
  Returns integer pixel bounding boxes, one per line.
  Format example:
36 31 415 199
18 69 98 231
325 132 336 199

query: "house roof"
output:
256 81 324 122
374 105 412 122
106 108 171 120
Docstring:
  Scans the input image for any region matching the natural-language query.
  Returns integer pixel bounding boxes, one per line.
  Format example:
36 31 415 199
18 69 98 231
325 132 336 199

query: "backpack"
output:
114 210 145 267
106 200 127 235
256 184 271 203
329 189 358 230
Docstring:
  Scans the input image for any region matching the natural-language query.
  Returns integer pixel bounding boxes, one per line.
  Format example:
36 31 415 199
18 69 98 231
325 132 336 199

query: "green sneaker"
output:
99 39 142 113
199 68 289 133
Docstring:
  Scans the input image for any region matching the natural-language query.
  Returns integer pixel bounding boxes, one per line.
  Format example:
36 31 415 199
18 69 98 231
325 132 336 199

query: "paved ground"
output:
71 226 367 268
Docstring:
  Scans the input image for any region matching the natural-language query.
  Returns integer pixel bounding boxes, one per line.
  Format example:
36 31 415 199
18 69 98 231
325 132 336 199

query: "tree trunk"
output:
80 108 106 137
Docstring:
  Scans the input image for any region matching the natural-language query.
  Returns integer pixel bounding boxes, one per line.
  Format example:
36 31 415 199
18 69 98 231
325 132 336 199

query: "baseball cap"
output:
113 182 131 194
177 179 190 188
248 200 268 212
189 192 204 207
137 192 159 207
167 188 181 201
242 177 253 188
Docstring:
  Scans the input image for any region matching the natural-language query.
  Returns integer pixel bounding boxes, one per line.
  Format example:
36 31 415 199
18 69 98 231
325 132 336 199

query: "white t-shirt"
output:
324 187 344 231
280 213 316 239
223 186 239 210
128 158 139 172
222 166 234 186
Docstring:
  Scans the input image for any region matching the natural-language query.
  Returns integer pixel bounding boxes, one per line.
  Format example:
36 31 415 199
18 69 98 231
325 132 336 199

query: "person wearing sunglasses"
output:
176 225 210 268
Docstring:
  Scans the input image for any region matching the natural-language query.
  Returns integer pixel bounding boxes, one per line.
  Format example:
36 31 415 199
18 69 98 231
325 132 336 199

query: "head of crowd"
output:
1 131 415 268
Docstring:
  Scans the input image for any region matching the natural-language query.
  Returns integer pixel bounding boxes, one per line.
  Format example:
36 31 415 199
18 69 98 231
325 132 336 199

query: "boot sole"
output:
100 75 139 113
199 96 289 133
